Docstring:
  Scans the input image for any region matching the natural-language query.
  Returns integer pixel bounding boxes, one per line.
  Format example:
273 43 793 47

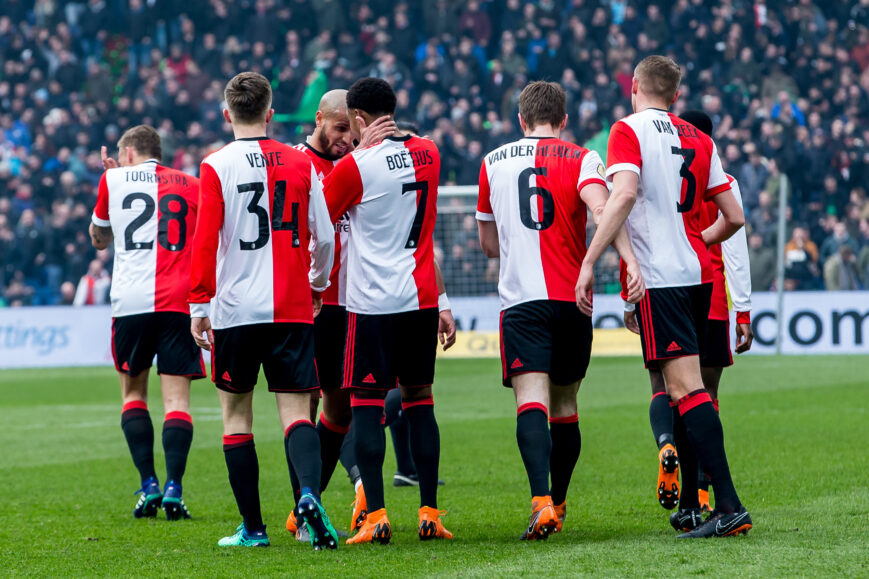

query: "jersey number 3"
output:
671 146 697 213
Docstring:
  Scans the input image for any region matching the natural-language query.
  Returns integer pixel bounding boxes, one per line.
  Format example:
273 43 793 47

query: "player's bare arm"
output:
89 222 113 250
702 189 745 246
434 260 456 351
575 171 639 315
477 219 500 257
580 182 645 303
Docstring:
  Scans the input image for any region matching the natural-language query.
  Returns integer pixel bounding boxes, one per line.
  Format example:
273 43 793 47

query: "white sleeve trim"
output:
605 163 641 181
475 211 495 222
189 302 210 319
91 213 111 228
721 179 752 312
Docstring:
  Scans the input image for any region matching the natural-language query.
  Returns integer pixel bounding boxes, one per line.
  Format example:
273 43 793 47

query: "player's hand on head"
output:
312 293 323 318
735 321 754 354
438 309 457 351
100 146 119 170
575 263 594 316
624 310 640 335
191 316 214 351
357 115 396 148
624 259 645 304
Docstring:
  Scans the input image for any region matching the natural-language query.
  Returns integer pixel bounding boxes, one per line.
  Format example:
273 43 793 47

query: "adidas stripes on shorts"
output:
635 283 712 370
211 322 318 394
499 299 592 387
342 308 438 391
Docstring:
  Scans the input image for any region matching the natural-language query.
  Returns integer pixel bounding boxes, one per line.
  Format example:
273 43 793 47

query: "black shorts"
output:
343 308 438 391
499 299 592 387
635 283 712 369
212 322 318 394
314 304 348 391
700 319 733 368
112 312 205 378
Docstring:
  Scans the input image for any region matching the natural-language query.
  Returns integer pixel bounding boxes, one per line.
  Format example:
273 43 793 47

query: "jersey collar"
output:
303 139 334 160
384 134 413 142
236 136 269 141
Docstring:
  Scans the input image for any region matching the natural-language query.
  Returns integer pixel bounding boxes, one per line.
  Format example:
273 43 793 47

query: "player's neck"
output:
524 126 559 139
634 94 671 113
232 123 269 140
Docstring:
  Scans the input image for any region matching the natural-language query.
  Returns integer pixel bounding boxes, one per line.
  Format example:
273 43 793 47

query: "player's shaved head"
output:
318 89 348 118
634 55 681 103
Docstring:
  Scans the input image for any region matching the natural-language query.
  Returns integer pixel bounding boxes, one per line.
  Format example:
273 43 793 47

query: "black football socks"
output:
677 390 741 514
223 434 263 531
316 413 349 492
403 398 440 508
162 411 193 486
351 402 387 512
549 414 581 505
673 406 700 510
517 403 551 497
285 420 322 498
650 390 676 449
121 401 157 483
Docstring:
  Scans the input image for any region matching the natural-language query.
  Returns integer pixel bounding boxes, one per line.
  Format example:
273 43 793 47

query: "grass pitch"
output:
1 355 867 577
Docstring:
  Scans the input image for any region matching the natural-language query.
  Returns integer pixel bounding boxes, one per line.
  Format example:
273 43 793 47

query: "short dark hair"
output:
396 120 419 135
224 72 272 124
635 55 681 102
679 110 713 137
518 81 566 130
346 77 396 117
117 125 162 161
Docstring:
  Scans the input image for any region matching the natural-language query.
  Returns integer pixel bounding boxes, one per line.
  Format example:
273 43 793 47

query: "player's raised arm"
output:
306 165 335 292
89 173 114 249
322 154 364 222
475 161 499 257
188 162 224 350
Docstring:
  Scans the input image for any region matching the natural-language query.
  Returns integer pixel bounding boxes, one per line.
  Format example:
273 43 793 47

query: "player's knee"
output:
399 384 432 402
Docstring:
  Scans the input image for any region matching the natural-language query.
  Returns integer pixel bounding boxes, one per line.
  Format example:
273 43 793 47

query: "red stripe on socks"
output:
517 401 548 416
677 390 713 416
549 413 578 424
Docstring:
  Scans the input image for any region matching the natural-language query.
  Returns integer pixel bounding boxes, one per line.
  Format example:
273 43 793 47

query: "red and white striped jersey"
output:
295 140 348 307
323 135 439 315
189 137 334 329
606 108 731 289
476 137 606 309
703 174 751 320
92 160 199 317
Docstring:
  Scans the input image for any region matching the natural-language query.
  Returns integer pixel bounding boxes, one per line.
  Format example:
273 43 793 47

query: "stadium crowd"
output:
3 0 869 305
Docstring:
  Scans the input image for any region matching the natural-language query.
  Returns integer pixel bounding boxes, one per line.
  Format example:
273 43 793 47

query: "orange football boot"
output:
350 483 367 532
554 501 566 533
520 495 558 540
657 443 680 510
698 489 712 513
346 508 391 545
286 509 298 534
418 507 453 540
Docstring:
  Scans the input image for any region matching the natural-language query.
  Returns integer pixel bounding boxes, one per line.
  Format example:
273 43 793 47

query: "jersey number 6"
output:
518 167 554 231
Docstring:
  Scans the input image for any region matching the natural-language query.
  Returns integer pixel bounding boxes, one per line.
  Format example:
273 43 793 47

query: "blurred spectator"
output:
823 245 862 290
784 226 820 290
1 1 869 302
73 259 110 306
748 232 776 292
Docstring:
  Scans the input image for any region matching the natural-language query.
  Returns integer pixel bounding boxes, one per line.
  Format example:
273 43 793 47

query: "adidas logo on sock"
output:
511 358 524 369
666 341 681 352
362 373 377 384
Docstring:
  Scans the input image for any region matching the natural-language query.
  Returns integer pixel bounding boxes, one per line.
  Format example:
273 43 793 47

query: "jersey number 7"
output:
402 181 428 248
